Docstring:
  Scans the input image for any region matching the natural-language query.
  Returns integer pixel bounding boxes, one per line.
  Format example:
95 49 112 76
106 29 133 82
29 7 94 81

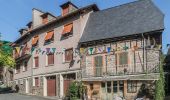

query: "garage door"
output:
64 79 72 95
47 76 56 96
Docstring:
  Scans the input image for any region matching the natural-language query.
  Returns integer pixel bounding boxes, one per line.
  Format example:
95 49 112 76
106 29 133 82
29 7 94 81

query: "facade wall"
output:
13 9 93 98
81 37 161 78
84 80 155 100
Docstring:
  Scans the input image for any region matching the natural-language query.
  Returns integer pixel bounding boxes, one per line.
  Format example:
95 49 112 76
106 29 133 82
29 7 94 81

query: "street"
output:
0 93 53 100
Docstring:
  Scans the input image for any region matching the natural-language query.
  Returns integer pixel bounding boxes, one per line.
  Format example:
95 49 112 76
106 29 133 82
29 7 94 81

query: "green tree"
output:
155 56 165 100
0 41 15 67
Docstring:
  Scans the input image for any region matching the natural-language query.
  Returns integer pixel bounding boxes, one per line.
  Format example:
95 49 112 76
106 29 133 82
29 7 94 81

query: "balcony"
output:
81 61 160 79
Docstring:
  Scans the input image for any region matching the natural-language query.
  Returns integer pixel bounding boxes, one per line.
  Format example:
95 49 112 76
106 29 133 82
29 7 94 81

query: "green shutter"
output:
95 56 103 76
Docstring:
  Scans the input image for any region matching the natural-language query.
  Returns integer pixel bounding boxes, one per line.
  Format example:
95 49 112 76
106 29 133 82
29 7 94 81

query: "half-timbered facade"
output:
79 0 164 100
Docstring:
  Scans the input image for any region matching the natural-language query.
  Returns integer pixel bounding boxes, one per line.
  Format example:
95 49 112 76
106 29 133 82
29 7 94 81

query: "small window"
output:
119 52 128 65
34 77 39 87
34 57 39 68
47 53 54 65
32 36 39 47
23 61 28 71
113 81 118 93
62 5 69 16
65 48 73 62
107 81 111 93
16 65 20 74
62 23 73 36
44 30 54 44
42 15 48 24
127 81 137 93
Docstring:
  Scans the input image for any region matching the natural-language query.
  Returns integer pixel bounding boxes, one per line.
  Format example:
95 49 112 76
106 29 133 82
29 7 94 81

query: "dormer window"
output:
60 1 78 16
62 23 73 36
44 30 54 44
27 22 32 31
32 35 39 47
62 5 69 16
42 14 48 24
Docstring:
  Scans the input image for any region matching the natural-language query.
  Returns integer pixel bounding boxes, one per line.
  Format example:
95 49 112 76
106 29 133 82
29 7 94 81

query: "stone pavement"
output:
0 93 56 100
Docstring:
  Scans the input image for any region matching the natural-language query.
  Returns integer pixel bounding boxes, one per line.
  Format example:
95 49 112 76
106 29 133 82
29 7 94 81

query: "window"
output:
32 36 39 47
127 81 137 93
113 81 118 93
16 65 20 74
47 53 54 65
62 5 69 16
119 81 124 92
119 52 128 65
34 77 39 87
34 57 39 68
62 23 73 36
65 48 73 62
101 82 106 93
107 81 111 93
42 15 48 24
44 30 54 44
23 61 28 71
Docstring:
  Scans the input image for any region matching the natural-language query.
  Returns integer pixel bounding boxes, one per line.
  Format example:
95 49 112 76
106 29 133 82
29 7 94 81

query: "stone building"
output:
12 0 164 100
79 0 164 100
13 1 99 98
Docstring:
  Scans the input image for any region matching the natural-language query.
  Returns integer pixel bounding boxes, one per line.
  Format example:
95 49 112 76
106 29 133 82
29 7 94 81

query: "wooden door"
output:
47 76 56 96
64 79 72 96
94 56 103 76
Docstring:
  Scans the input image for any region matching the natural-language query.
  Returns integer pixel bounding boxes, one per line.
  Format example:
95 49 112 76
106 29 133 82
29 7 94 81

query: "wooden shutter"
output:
32 36 39 46
34 57 39 68
45 30 54 41
119 52 128 65
62 23 73 35
94 56 103 76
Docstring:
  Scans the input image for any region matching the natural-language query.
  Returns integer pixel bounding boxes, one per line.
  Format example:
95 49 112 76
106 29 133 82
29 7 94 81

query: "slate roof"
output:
79 0 164 43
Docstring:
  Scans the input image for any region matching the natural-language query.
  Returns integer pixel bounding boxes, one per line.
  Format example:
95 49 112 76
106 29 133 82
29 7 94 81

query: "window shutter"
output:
119 52 128 65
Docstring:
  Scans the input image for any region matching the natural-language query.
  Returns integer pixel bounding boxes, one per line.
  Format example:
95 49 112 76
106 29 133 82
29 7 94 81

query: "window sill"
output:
45 64 54 67
44 41 54 45
33 67 39 69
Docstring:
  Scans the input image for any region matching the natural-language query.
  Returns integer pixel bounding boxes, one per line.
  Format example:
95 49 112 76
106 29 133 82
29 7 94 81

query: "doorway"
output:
47 76 56 96
101 81 124 100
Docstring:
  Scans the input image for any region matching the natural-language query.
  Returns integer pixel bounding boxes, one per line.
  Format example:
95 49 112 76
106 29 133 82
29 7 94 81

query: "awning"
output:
62 23 73 35
32 36 39 45
45 31 54 41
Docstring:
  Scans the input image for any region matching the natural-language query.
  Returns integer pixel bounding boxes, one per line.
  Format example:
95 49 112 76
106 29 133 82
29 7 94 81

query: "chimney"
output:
60 1 78 16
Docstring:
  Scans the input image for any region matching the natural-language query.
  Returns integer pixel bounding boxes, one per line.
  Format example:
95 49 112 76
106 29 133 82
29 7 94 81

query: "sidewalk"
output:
19 93 62 100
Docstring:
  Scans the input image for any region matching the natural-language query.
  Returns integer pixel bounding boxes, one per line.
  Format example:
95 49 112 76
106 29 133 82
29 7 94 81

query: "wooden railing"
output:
81 61 160 78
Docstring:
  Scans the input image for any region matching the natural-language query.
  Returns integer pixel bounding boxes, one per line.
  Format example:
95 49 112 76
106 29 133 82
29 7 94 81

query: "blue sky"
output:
0 0 169 53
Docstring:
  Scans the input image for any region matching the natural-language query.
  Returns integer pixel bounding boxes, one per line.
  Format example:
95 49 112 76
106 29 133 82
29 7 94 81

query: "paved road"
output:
0 93 53 100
